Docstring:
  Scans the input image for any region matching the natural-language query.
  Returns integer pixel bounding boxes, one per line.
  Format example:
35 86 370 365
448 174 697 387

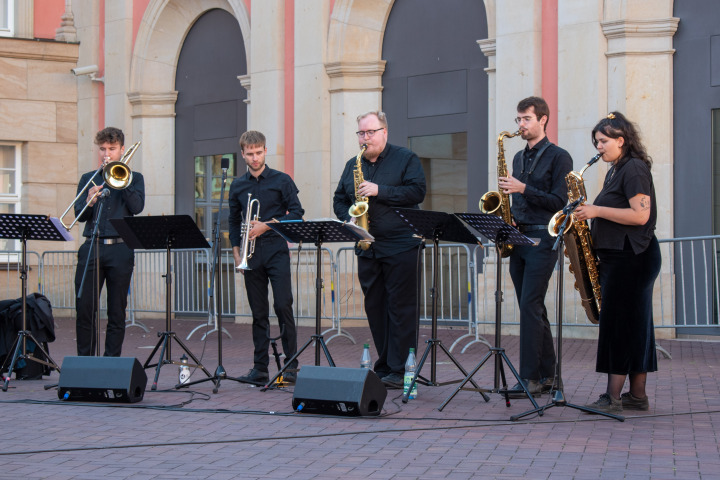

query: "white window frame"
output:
0 0 14 38
0 142 21 255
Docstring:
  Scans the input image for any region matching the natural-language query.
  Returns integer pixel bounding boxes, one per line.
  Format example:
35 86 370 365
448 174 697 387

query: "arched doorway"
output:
382 0 488 213
173 8 247 314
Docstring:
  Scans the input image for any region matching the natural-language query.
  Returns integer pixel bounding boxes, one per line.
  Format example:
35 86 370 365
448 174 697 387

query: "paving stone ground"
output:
1 316 718 479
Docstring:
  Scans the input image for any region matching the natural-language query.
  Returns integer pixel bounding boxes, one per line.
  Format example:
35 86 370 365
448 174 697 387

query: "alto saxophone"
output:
480 130 520 258
348 144 371 250
548 153 602 324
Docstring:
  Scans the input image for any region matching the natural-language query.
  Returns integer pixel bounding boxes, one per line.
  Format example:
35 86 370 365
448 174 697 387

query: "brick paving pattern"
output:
0 316 719 479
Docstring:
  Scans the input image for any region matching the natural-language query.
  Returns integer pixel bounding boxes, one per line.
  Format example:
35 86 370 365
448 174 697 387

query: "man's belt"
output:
99 237 124 245
517 224 547 233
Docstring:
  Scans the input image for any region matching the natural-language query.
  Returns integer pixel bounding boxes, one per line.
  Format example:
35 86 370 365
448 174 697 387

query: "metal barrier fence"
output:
8 235 720 347
38 246 334 336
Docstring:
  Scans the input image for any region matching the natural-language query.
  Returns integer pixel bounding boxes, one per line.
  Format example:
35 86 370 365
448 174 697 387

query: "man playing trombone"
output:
229 130 304 385
73 127 145 357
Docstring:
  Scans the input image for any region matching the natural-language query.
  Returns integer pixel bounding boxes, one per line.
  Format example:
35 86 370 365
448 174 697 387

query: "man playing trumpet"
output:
228 130 304 385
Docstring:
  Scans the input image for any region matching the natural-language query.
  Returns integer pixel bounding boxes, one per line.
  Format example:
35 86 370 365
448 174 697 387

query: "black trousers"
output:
75 241 134 357
509 229 558 381
358 246 420 375
243 237 298 372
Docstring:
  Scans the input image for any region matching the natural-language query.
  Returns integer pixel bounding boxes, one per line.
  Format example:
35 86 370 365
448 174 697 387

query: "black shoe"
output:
238 368 269 385
504 379 542 399
281 371 297 384
381 372 404 389
374 370 390 380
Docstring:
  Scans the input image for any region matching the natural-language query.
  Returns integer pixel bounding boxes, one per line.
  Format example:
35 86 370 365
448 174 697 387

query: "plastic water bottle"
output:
360 344 372 369
403 347 418 399
179 354 190 384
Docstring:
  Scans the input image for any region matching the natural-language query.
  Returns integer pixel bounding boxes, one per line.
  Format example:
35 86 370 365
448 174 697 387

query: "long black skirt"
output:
595 236 661 375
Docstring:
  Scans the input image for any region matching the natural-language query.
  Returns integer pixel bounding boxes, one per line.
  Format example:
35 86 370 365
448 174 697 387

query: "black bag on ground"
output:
0 293 56 378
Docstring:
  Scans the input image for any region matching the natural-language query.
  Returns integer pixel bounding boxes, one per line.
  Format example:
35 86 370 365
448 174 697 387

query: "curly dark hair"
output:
591 111 652 169
95 127 124 146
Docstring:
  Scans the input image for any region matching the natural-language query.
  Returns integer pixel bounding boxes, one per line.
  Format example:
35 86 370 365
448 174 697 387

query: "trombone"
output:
59 141 140 230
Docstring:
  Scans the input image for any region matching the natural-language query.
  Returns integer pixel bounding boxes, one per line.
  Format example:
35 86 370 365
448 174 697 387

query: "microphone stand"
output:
77 183 108 357
511 197 624 421
180 159 240 393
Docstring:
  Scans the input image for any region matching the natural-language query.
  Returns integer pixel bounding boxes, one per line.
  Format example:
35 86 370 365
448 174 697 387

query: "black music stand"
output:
438 213 540 412
0 214 71 391
111 215 216 391
510 201 624 421
261 219 373 389
392 208 489 404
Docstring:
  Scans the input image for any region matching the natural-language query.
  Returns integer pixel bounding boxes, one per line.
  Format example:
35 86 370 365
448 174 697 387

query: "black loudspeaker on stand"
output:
57 356 147 403
292 366 387 416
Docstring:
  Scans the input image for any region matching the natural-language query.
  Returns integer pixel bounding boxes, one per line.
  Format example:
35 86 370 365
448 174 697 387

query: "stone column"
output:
478 38 497 191
601 14 679 241
294 0 332 218
249 0 286 172
104 0 134 134
557 0 608 195
128 91 179 216
326 61 386 205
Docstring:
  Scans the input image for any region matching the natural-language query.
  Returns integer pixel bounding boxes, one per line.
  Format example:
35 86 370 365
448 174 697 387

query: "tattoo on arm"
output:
639 196 650 211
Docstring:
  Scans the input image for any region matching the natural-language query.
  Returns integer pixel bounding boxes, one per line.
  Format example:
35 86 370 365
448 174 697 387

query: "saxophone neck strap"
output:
521 141 553 177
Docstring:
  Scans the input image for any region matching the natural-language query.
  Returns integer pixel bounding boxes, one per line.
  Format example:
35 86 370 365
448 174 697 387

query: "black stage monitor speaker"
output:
292 366 387 416
57 356 147 403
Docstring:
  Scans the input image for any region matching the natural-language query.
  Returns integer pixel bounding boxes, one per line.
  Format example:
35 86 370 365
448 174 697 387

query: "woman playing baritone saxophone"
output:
574 112 661 414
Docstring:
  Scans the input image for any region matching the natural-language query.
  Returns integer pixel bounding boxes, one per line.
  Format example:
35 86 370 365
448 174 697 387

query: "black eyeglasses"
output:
356 128 385 138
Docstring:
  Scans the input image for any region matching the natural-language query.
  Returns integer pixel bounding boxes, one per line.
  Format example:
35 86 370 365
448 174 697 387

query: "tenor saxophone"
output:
480 130 520 258
348 144 371 250
548 153 602 324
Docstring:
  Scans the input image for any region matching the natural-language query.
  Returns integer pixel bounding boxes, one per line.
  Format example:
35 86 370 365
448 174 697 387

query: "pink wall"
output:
33 0 65 39
541 0 558 143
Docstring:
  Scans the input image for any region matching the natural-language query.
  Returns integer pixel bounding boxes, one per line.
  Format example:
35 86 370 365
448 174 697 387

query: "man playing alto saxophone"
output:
333 111 426 389
498 97 573 397
228 130 304 385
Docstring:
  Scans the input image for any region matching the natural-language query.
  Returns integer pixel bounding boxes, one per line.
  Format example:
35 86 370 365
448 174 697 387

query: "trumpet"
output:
236 193 260 271
59 141 140 230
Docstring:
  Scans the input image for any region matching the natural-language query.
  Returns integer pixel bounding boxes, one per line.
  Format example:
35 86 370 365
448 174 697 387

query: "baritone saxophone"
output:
548 153 602 324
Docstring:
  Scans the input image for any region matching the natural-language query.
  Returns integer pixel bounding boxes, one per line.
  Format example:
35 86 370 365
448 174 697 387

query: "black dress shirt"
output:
74 169 145 239
333 143 426 258
510 136 573 225
228 166 304 246
590 157 656 254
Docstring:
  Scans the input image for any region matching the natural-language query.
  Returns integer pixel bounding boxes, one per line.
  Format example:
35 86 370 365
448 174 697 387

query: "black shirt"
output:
333 143 426 258
590 157 656 254
228 166 304 246
74 169 145 239
510 136 573 225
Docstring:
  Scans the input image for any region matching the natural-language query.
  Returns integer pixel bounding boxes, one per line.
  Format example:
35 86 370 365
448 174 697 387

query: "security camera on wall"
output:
71 65 103 82
71 65 98 76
